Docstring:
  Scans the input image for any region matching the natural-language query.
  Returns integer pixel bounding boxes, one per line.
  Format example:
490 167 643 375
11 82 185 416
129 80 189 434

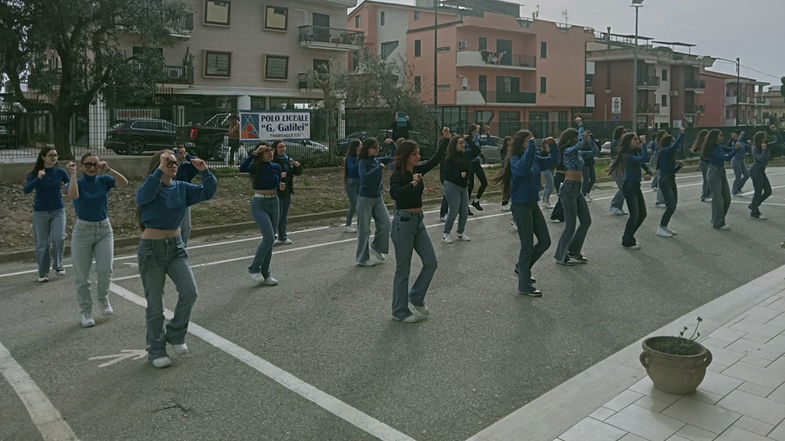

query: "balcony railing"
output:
636 103 660 114
684 79 705 89
637 76 661 88
298 25 363 51
167 13 193 37
477 50 536 68
684 104 704 114
483 90 536 104
162 65 193 84
755 96 768 104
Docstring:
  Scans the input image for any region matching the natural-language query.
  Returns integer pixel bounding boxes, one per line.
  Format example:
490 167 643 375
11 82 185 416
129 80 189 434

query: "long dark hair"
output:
136 150 172 230
344 138 361 180
493 130 533 201
613 125 627 141
251 142 272 188
446 135 464 158
653 135 675 170
465 124 478 137
608 132 638 177
655 130 667 146
691 129 708 153
558 128 579 150
359 138 378 160
700 129 722 160
29 146 57 177
393 140 420 172
752 131 767 148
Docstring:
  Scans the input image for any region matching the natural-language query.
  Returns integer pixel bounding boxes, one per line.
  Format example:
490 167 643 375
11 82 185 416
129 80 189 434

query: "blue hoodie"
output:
509 139 561 203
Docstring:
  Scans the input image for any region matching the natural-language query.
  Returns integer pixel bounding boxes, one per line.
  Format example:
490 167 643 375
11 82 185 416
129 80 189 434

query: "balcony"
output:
637 76 661 89
637 103 660 114
167 13 193 38
755 96 769 104
161 65 193 85
298 25 363 51
684 104 704 114
483 90 536 105
456 49 536 71
684 79 705 90
725 95 751 106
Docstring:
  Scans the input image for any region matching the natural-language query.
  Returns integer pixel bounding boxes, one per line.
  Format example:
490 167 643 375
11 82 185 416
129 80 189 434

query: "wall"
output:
592 60 635 122
697 73 726 126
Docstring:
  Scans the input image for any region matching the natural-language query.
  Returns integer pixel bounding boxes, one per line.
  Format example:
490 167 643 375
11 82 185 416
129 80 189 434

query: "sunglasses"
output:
82 162 98 168
166 160 179 168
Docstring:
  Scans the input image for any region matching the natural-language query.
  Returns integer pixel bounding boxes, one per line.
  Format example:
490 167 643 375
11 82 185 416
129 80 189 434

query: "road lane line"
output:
0 341 79 441
108 283 416 441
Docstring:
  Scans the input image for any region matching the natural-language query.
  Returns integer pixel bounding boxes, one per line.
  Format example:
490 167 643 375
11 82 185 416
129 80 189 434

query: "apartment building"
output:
117 0 361 125
698 70 769 127
587 34 715 130
349 0 594 136
348 1 410 65
760 87 785 126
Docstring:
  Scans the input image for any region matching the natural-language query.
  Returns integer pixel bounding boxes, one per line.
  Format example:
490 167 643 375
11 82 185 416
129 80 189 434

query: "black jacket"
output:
274 154 303 195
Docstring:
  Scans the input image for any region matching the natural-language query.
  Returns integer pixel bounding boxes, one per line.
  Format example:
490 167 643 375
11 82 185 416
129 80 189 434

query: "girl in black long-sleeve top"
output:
387 128 450 323
465 124 487 212
441 134 474 243
749 131 772 219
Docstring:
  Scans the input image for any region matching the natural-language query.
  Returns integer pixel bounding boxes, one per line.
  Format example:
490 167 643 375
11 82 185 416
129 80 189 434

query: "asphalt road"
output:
1 168 784 441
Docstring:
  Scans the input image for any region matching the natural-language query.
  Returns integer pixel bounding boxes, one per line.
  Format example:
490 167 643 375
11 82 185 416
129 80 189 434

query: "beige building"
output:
760 87 785 127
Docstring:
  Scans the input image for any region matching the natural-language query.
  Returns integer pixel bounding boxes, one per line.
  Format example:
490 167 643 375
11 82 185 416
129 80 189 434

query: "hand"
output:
97 161 109 172
584 131 591 140
762 142 769 149
281 171 287 179
735 142 742 149
279 182 286 191
644 173 652 181
384 138 393 144
37 169 46 179
412 173 422 182
460 171 467 178
191 158 207 171
66 162 77 175
545 136 555 144
253 146 266 155
442 127 451 138
293 161 301 167
158 152 177 171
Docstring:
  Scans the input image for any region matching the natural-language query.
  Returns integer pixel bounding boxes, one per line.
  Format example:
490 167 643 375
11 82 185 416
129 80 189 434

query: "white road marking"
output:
0 340 79 441
108 283 416 441
88 349 147 368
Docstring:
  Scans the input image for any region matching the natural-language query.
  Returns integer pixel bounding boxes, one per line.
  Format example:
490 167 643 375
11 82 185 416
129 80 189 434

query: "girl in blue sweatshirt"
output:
608 132 652 249
67 153 129 328
24 147 70 282
355 137 395 266
494 130 560 296
690 130 711 202
136 149 217 368
240 143 284 285
654 128 685 238
701 129 742 230
343 139 361 233
748 131 772 219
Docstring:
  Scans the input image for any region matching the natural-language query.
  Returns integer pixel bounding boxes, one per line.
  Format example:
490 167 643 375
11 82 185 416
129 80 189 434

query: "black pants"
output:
550 172 565 221
658 173 678 227
228 139 240 165
622 181 646 246
581 164 596 195
749 166 772 215
440 181 448 217
467 162 488 200
511 203 551 292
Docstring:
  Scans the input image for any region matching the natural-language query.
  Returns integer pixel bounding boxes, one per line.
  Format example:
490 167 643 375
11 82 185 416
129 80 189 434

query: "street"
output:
1 168 784 441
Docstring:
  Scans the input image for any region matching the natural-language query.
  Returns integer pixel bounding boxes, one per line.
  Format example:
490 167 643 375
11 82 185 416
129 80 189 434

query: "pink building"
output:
698 70 768 127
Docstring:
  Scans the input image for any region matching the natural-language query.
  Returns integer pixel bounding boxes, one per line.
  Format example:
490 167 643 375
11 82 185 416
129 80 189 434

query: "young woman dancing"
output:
608 125 630 216
608 133 652 249
273 140 303 245
748 131 772 220
690 129 711 202
465 124 487 212
441 134 473 243
701 130 742 230
355 137 395 266
343 139 361 233
654 128 685 238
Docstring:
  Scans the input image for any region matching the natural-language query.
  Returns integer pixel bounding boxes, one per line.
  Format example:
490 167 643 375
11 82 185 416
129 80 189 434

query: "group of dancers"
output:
22 119 779 366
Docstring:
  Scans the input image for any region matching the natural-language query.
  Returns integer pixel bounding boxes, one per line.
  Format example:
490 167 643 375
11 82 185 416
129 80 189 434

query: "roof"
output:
701 70 757 82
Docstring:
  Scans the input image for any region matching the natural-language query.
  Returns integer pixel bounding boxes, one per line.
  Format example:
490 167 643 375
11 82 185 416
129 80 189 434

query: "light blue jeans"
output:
344 178 360 227
179 206 191 247
356 196 390 263
71 219 114 315
138 236 197 361
541 169 555 202
443 180 468 235
250 196 279 278
390 210 437 320
32 208 66 278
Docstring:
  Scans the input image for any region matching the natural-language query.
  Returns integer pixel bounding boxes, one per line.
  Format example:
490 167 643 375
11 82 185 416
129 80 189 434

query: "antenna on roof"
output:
561 9 568 26
532 4 539 20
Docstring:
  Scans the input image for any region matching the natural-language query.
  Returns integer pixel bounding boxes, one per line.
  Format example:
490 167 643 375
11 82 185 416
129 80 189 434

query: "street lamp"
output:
631 0 644 133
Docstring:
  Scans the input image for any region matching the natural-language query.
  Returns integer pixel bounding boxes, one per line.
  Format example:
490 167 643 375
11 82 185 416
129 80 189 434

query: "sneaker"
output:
584 194 592 202
622 244 642 250
471 200 483 211
702 197 712 203
150 356 172 369
467 208 474 216
356 260 377 267
609 207 625 216
98 299 114 317
80 314 95 328
55 268 66 276
513 263 536 284
555 258 574 266
719 224 730 230
567 253 588 264
551 218 562 223
501 204 511 212
442 233 453 244
541 200 552 209
439 216 446 222
733 193 746 198
171 343 188 355
276 238 293 245
781 242 785 249
262 276 279 286
519 288 543 297
751 213 767 220
249 272 265 283
369 247 387 262
344 226 357 233
665 226 678 236
509 219 517 230
37 276 49 283
457 233 471 241
412 304 429 316
656 226 673 238
393 314 423 323
654 202 665 208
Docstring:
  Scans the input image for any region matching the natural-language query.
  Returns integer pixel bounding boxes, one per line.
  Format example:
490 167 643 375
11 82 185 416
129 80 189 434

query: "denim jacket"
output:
562 126 599 171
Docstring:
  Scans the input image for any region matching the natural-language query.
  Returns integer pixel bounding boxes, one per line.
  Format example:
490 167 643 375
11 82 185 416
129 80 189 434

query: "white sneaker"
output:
665 226 677 235
412 304 429 316
80 314 95 328
369 247 386 262
609 207 624 216
584 194 592 202
393 314 423 323
150 356 172 368
702 197 712 203
655 202 665 208
98 299 114 317
457 233 471 241
344 226 357 233
719 224 730 230
733 193 746 198
55 268 66 276
622 244 641 250
551 219 562 223
442 233 453 244
541 200 552 209
277 238 293 245
37 276 48 283
262 276 279 286
501 204 511 211
656 226 673 238
249 272 265 283
172 343 188 355
509 219 518 230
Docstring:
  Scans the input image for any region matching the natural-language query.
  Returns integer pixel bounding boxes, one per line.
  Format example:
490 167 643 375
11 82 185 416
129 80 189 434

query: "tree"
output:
780 76 785 99
0 0 190 158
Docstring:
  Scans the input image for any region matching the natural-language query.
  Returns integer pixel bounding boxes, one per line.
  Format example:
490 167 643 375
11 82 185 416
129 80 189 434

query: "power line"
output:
713 58 780 81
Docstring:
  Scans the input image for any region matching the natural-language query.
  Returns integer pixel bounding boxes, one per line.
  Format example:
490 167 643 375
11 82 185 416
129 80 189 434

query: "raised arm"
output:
136 168 164 206
238 155 256 173
510 139 536 177
537 142 560 170
416 136 449 175
185 169 218 206
660 133 684 154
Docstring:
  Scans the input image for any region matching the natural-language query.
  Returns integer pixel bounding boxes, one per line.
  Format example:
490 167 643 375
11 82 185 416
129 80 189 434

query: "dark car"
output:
105 118 178 155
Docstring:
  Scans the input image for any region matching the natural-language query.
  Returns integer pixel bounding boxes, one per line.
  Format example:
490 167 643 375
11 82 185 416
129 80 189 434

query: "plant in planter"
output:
640 317 713 394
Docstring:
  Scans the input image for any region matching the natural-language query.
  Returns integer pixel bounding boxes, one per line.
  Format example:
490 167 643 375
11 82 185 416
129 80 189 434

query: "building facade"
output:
698 71 768 127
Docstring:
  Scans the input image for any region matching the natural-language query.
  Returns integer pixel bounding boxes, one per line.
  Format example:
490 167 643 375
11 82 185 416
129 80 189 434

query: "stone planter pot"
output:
640 336 713 394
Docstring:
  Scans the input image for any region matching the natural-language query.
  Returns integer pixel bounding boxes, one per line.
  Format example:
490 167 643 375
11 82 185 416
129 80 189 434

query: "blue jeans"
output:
749 165 771 215
622 181 646 246
708 165 731 228
250 196 279 278
32 208 66 278
610 173 626 210
138 236 197 360
356 196 390 263
390 211 437 320
344 178 360 226
277 192 291 240
658 173 678 228
581 164 596 195
443 180 468 235
541 169 555 202
71 219 114 315
554 180 591 261
699 160 711 200
179 206 191 247
731 158 750 195
511 203 551 292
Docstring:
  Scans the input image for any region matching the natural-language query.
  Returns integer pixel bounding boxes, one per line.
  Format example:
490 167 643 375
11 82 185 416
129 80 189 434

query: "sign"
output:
611 97 622 114
239 110 310 141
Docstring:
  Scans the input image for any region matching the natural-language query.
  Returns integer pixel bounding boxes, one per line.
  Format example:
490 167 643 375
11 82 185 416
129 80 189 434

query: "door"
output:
479 75 487 100
313 13 330 41
496 39 512 65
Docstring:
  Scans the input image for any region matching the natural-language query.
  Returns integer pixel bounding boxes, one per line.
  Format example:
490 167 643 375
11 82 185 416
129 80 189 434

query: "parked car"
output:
336 131 372 155
479 136 504 163
600 141 612 156
0 125 17 148
104 118 177 155
337 129 437 158
178 112 233 160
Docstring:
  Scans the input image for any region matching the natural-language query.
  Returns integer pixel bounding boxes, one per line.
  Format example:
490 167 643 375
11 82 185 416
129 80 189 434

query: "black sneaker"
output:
513 264 535 283
471 200 483 211
555 258 574 266
468 208 474 216
518 288 543 297
567 253 588 264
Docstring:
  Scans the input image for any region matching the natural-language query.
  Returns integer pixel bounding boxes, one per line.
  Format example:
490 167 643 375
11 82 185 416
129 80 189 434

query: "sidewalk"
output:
468 264 785 441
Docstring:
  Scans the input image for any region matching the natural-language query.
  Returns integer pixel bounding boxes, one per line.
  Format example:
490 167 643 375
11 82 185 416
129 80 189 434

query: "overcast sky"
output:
352 0 784 90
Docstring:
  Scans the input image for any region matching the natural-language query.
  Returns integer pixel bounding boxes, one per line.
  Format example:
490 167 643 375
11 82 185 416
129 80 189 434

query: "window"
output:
540 76 547 94
414 40 421 57
437 84 450 91
381 41 399 59
661 69 668 81
264 6 287 30
270 98 290 110
250 97 266 110
479 75 487 96
414 76 421 93
355 15 361 28
204 0 230 26
414 11 420 20
265 55 288 80
436 46 450 53
479 37 487 51
661 94 668 107
380 11 385 26
204 51 231 77
475 111 493 124
540 41 547 58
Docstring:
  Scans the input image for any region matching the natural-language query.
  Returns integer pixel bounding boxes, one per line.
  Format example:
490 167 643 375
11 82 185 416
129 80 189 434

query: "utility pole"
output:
736 57 741 126
631 0 644 133
433 0 438 112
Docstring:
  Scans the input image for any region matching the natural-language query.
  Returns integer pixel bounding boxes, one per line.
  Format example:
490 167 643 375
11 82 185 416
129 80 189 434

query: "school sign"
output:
239 111 310 141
